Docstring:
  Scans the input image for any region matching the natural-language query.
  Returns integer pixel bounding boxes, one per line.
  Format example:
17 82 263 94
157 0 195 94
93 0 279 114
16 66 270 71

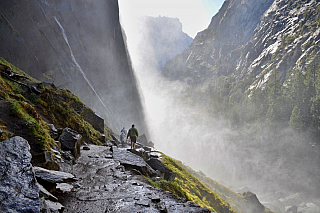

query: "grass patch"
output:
148 152 237 213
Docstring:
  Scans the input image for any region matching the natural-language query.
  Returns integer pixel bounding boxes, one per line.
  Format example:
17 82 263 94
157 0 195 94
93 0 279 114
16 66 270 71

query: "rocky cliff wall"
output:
162 0 320 89
0 0 147 133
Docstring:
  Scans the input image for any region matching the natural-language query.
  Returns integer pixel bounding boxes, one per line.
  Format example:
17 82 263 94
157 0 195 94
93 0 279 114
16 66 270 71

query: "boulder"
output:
59 127 82 158
112 146 155 176
37 183 58 202
45 199 65 213
0 136 40 212
56 183 73 193
82 109 105 134
33 166 76 183
129 147 150 161
138 134 148 146
146 158 176 181
148 141 155 148
146 158 166 173
48 124 59 140
150 152 162 158
243 191 265 213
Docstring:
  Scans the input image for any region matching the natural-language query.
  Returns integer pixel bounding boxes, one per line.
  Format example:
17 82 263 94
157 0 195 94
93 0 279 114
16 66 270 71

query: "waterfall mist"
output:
119 11 320 206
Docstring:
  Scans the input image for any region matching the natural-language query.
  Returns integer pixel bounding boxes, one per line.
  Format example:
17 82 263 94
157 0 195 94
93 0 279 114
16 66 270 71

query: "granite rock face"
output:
0 0 148 133
0 136 40 212
162 0 320 89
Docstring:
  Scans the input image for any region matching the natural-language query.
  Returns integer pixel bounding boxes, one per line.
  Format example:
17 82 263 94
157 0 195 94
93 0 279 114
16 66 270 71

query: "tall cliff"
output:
159 0 320 207
0 0 147 133
162 0 320 88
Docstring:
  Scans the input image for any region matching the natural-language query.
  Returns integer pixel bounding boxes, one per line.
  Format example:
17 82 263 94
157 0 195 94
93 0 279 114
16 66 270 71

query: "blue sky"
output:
118 0 224 38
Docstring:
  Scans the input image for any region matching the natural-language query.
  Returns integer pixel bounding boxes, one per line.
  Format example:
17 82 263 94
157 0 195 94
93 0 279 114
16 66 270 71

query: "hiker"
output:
127 124 139 149
120 127 127 147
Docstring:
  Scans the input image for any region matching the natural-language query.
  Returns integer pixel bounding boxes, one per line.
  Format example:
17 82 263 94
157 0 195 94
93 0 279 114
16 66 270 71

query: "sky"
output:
118 0 224 38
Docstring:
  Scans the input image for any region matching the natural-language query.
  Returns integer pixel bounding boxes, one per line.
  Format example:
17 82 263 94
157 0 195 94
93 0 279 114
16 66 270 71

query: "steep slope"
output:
159 0 320 211
0 58 259 213
0 0 147 133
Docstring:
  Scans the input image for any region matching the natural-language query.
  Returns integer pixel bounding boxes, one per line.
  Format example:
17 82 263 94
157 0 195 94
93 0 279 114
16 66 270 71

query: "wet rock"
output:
151 196 161 203
143 146 152 152
48 124 59 140
62 150 74 161
243 191 265 213
147 158 166 173
148 141 155 148
59 127 82 158
156 202 168 213
147 158 176 181
100 134 106 143
59 144 217 213
112 146 155 176
56 183 73 193
34 166 76 183
45 199 65 213
37 182 58 201
129 147 149 161
164 170 176 181
136 199 150 207
0 136 40 212
111 134 120 145
150 151 162 158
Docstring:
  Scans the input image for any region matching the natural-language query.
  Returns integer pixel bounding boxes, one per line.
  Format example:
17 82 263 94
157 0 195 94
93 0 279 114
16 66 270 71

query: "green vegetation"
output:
148 152 237 213
0 58 112 150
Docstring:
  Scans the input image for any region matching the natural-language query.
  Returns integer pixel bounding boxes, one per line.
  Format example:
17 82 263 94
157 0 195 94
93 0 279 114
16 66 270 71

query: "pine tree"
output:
289 106 303 131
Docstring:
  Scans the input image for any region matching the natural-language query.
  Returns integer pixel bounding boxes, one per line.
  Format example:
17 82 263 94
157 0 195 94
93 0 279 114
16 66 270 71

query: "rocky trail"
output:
0 135 212 213
58 144 211 213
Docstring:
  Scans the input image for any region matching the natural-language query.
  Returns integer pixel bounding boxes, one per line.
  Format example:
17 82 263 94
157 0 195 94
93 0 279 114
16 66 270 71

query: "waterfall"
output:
54 16 114 121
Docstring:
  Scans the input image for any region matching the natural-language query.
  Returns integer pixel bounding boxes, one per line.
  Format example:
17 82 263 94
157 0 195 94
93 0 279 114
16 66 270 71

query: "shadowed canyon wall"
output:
0 0 147 133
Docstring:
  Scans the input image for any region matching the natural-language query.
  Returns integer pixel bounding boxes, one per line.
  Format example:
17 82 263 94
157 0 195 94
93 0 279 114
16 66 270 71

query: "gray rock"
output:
112 146 155 176
164 170 176 182
59 128 82 158
37 183 58 201
45 199 65 213
243 191 265 213
129 147 149 161
82 109 105 134
34 166 76 183
56 183 73 193
48 124 59 140
150 152 162 158
147 158 166 173
138 134 148 145
0 136 40 212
